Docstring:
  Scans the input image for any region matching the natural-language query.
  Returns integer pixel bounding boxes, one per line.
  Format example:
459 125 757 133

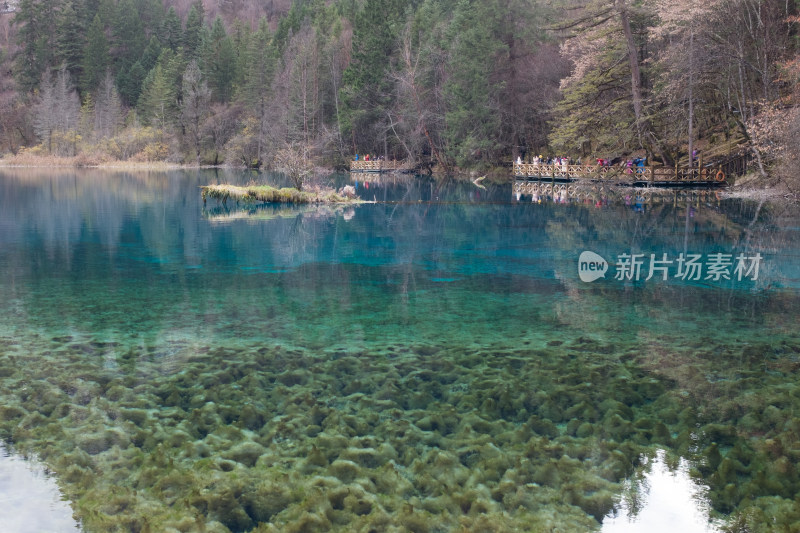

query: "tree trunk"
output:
688 27 694 168
618 1 643 141
400 28 450 172
617 0 673 166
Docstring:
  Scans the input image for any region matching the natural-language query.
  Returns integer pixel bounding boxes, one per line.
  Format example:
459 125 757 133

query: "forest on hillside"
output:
0 0 798 178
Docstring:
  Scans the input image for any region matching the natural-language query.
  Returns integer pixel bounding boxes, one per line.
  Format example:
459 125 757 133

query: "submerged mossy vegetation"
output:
2 325 800 532
201 185 362 205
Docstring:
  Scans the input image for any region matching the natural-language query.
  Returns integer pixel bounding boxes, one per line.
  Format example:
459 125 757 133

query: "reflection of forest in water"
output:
2 170 797 289
5 169 794 355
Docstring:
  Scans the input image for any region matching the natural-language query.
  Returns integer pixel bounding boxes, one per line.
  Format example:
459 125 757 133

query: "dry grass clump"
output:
0 149 183 170
201 184 362 205
0 149 79 168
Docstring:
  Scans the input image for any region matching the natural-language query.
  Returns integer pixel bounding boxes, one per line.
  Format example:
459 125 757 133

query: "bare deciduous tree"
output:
274 142 313 190
392 22 449 171
94 70 123 140
34 65 80 154
180 59 212 163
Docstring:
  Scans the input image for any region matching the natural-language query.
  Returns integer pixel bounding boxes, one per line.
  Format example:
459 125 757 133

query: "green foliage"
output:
112 0 146 71
116 61 145 107
140 36 162 74
549 37 636 156
160 7 183 52
6 0 795 169
137 49 185 129
238 18 275 112
80 14 109 94
14 0 59 93
200 17 237 103
547 4 651 159
55 0 87 85
137 0 166 39
228 20 252 94
183 1 205 58
340 0 408 153
272 0 319 57
442 0 505 165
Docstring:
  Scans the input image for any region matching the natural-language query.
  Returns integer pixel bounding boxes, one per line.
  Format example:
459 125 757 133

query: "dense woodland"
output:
0 0 798 178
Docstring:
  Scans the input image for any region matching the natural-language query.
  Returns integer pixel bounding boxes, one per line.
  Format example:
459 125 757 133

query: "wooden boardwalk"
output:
513 162 728 186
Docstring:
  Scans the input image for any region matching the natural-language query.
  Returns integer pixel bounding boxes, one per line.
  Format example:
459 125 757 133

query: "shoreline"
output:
2 157 794 201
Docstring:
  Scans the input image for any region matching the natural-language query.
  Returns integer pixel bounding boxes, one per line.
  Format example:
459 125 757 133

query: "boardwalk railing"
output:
350 160 403 172
513 163 728 184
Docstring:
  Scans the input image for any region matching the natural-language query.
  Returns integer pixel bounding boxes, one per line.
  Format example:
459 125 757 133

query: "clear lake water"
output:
0 168 798 532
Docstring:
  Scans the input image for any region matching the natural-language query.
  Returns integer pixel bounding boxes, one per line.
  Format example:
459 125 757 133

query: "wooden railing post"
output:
699 154 703 181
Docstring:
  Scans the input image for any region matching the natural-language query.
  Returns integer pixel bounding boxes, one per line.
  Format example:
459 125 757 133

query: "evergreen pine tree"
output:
141 36 163 73
117 60 146 106
201 16 237 103
56 0 87 86
183 1 205 58
81 13 109 94
139 0 165 39
161 7 183 51
229 19 251 95
112 0 146 72
442 0 504 165
341 0 406 154
138 49 185 129
13 0 58 93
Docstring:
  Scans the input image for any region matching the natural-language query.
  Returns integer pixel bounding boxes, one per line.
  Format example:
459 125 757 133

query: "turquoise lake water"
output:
0 168 798 532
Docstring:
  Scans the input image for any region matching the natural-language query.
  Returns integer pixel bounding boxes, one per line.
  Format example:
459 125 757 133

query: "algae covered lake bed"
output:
0 168 798 532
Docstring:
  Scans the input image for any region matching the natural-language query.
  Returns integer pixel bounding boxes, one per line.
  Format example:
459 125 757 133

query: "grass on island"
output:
201 184 361 205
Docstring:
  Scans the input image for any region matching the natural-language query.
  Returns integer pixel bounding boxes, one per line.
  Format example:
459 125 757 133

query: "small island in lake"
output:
201 184 363 205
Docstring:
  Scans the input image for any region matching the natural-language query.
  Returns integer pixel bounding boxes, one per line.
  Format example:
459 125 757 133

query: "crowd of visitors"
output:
515 155 648 173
